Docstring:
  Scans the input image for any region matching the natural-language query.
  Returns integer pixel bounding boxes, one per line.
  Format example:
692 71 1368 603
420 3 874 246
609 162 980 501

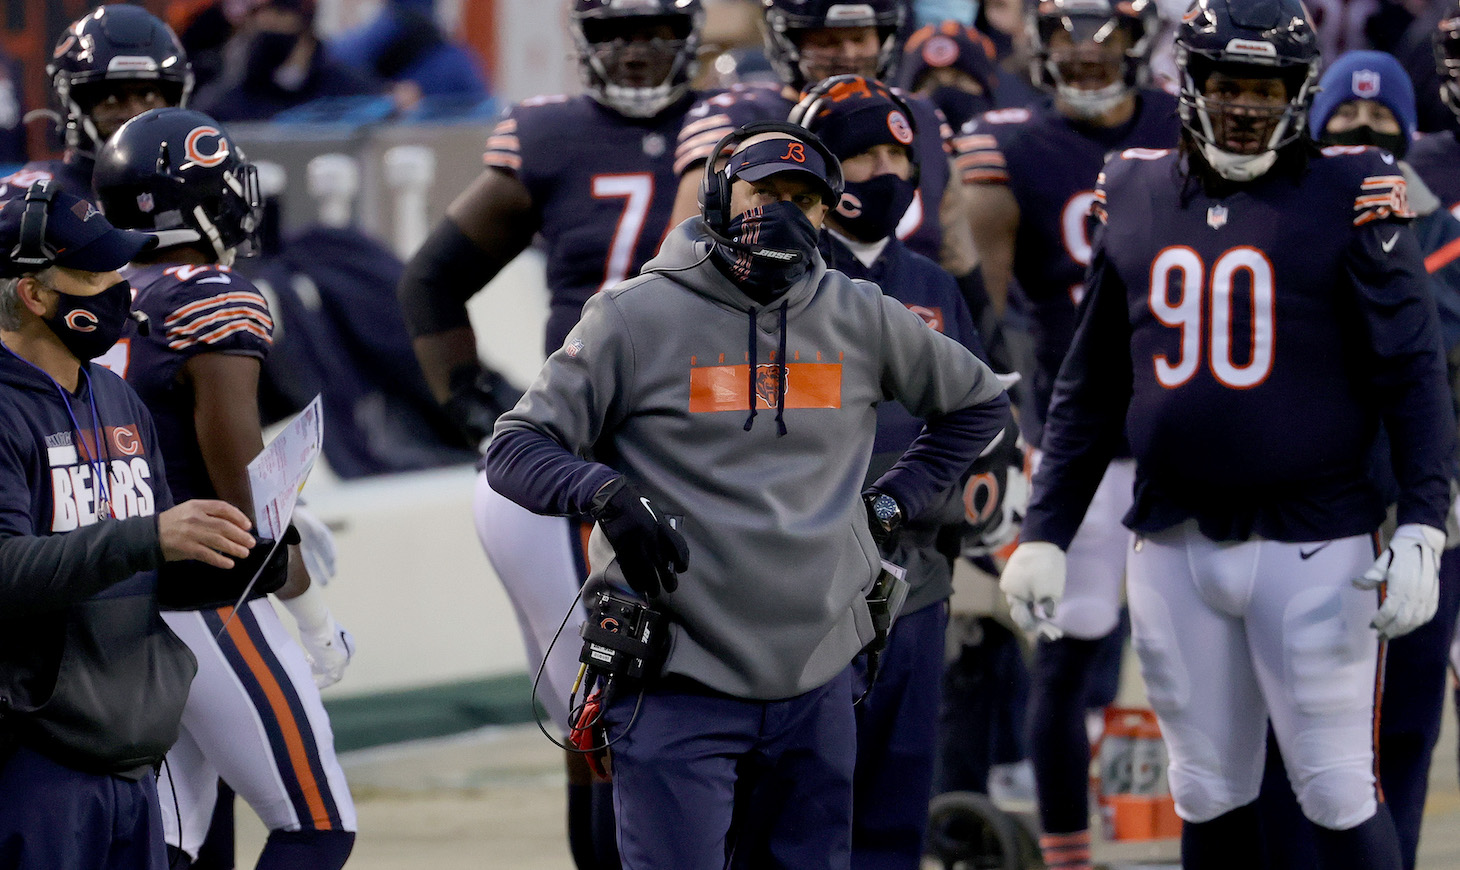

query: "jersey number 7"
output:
592 173 654 291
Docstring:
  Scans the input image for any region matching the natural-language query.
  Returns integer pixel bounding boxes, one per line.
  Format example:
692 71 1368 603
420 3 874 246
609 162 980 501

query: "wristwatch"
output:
865 492 903 536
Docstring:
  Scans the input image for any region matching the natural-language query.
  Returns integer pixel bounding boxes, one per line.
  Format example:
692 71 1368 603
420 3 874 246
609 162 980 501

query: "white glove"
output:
1353 523 1443 640
292 506 338 585
281 585 356 688
1000 541 1066 640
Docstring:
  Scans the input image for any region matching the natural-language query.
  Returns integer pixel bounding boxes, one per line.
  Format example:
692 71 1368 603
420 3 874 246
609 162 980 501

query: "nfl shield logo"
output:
1353 69 1381 98
1206 204 1228 229
136 192 154 213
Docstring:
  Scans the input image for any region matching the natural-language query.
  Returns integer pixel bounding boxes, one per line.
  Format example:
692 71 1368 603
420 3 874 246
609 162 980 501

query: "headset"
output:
698 120 844 264
788 74 923 187
12 181 59 269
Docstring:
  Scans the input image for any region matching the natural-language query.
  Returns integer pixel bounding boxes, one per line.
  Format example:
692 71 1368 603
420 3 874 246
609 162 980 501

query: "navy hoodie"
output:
0 344 194 775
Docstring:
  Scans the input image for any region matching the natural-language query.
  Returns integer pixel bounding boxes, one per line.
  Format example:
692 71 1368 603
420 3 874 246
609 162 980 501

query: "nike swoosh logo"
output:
639 496 658 520
1299 542 1332 560
1382 232 1400 252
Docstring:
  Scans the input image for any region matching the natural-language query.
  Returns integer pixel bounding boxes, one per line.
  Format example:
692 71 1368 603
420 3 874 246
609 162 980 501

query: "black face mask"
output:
244 31 304 90
929 85 993 132
1323 125 1408 159
41 279 133 362
711 200 820 302
835 175 917 243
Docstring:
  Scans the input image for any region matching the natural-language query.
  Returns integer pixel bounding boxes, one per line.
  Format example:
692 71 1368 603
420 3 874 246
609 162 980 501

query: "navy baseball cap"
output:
0 182 156 278
725 134 838 203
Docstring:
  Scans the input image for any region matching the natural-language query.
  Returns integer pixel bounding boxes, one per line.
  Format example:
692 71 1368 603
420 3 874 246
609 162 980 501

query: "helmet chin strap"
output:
1198 143 1278 181
1056 80 1130 120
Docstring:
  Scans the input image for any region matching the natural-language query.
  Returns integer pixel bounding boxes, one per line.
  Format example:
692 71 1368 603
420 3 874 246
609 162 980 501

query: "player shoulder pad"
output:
980 107 1032 126
677 87 787 175
1319 146 1415 226
157 264 274 354
484 95 579 172
0 166 57 201
952 121 1009 185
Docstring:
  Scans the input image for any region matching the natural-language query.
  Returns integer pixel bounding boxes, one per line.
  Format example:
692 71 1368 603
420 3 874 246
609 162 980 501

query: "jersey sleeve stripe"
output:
162 291 270 328
484 152 523 170
680 114 733 138
167 320 272 351
952 134 998 151
675 124 736 174
962 168 1009 184
166 306 274 341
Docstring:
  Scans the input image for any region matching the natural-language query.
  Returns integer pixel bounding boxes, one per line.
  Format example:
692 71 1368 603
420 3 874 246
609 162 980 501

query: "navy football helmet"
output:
48 5 193 157
1029 0 1157 119
1435 4 1460 120
1175 0 1319 180
571 0 704 118
92 108 261 265
762 0 906 91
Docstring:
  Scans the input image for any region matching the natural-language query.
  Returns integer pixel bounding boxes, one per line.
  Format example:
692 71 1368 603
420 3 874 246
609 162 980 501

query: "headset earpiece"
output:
12 181 58 268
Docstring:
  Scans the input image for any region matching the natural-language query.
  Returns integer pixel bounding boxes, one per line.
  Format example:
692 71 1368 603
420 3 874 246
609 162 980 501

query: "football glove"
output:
444 362 524 450
591 477 688 598
1353 523 1444 640
962 424 1027 557
1000 541 1066 640
281 584 356 688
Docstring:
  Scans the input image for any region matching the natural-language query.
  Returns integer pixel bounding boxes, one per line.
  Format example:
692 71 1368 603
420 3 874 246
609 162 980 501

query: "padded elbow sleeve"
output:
397 220 498 338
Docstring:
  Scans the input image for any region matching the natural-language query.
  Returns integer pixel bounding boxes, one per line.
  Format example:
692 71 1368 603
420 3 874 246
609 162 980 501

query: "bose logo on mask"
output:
752 248 799 261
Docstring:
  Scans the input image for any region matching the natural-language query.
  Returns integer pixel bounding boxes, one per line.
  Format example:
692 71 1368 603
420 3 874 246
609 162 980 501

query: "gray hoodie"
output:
486 218 1009 700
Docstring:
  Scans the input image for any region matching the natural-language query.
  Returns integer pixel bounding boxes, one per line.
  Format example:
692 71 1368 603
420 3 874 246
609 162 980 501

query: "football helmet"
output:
570 0 703 118
92 108 262 266
1434 3 1460 120
1175 0 1319 181
762 0 906 91
1028 0 1157 119
48 5 193 157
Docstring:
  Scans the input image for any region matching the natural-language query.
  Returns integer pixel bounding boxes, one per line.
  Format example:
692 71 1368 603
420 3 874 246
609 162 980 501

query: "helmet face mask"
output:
762 0 905 91
571 0 703 118
48 6 193 157
1434 10 1460 120
1174 0 1319 181
1029 0 1153 119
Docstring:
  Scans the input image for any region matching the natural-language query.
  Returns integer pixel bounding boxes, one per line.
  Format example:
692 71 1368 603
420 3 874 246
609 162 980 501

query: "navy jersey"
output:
0 346 171 569
1025 145 1455 547
953 90 1179 439
676 82 954 263
483 94 695 355
825 233 986 611
0 155 93 204
1407 130 1460 220
110 263 273 505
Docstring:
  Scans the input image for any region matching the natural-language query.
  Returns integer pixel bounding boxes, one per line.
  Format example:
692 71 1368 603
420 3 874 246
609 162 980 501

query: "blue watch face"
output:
874 495 898 522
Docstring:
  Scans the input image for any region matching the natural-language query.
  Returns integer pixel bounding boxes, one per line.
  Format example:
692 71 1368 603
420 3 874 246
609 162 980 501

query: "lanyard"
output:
10 352 114 520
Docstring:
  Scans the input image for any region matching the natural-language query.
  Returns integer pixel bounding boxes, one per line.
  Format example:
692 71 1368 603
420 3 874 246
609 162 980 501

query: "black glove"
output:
444 362 524 448
862 490 904 548
962 422 1025 556
590 477 689 597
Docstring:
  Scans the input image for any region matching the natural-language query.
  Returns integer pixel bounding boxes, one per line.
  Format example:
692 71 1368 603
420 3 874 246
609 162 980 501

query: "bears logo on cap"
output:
922 34 960 67
888 110 914 145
